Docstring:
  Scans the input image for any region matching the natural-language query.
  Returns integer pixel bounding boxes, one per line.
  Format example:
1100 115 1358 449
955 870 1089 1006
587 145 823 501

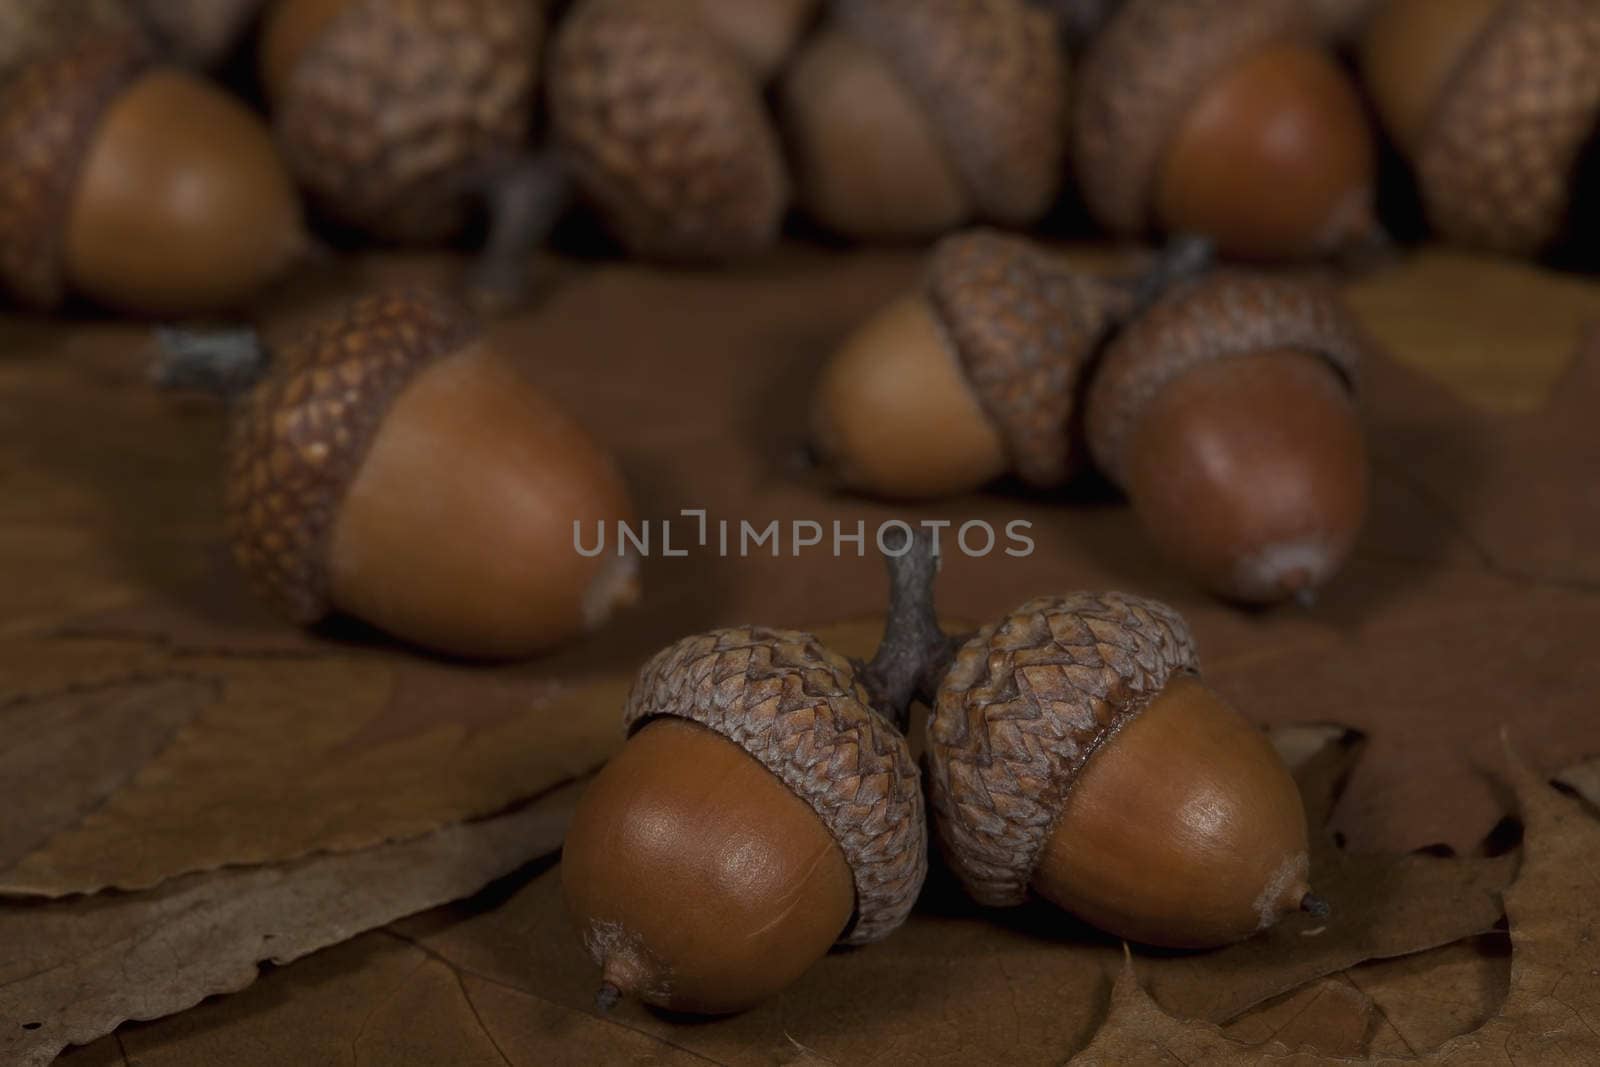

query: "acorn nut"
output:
1075 0 1378 260
260 0 542 244
1085 271 1370 604
563 626 926 1014
780 0 1066 241
213 288 638 659
810 229 1208 500
683 0 819 82
928 592 1320 948
0 35 306 316
1361 0 1600 256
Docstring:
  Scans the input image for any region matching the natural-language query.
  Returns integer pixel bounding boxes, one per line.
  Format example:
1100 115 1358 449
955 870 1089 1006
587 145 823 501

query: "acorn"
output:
259 0 541 244
779 0 1065 241
162 288 638 658
0 35 306 316
1085 271 1370 604
0 0 138 81
1074 0 1379 260
1308 0 1379 42
684 0 819 82
547 0 789 263
130 0 265 67
810 229 1210 500
563 534 940 1013
927 592 1322 948
1361 0 1600 256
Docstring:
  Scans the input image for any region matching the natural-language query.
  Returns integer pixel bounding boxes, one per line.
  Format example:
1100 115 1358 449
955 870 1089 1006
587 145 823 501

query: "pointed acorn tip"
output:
1300 892 1330 920
595 981 622 1014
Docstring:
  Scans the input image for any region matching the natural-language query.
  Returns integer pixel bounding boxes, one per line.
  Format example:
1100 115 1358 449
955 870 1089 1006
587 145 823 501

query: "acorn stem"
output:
1300 892 1330 919
150 327 269 398
858 527 959 731
1125 234 1215 314
467 148 575 314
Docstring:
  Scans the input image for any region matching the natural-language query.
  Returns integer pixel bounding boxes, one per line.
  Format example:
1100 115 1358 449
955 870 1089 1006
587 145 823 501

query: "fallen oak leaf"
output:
1219 977 1381 1058
0 779 586 1067
0 674 211 871
1345 936 1512 1057
1388 749 1600 1064
0 660 630 898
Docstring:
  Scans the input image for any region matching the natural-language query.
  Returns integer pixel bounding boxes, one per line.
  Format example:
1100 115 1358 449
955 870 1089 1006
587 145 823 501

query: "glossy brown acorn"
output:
220 288 637 659
1085 272 1370 604
928 592 1319 949
1361 0 1600 256
259 0 541 244
686 0 818 82
563 625 926 1014
1075 0 1378 260
0 36 305 316
811 231 1206 500
780 0 1065 241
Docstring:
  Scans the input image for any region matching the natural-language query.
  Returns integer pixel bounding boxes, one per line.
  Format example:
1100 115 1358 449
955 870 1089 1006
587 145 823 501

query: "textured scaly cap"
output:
0 0 137 83
927 230 1133 488
0 34 147 309
927 593 1198 907
1073 0 1315 235
836 0 1066 226
273 0 540 244
624 626 927 944
1085 271 1369 488
550 0 789 261
1416 0 1600 255
225 289 478 624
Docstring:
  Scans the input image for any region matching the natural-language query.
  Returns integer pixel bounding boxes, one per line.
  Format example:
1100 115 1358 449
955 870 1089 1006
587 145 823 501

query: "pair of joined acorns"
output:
562 532 1320 1015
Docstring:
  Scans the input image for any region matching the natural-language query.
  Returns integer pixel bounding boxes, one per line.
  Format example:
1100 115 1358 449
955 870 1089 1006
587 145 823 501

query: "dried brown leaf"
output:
1220 978 1379 1057
1347 937 1512 1056
1344 249 1600 415
0 780 584 1067
0 663 629 897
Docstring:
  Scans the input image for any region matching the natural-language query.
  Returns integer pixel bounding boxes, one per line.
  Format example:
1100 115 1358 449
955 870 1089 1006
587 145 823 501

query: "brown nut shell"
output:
836 0 1065 226
132 0 264 66
1085 271 1368 488
225 288 477 624
1074 0 1314 235
269 0 540 243
927 593 1198 907
623 626 927 944
550 0 789 261
927 230 1132 487
0 35 146 310
1416 0 1600 255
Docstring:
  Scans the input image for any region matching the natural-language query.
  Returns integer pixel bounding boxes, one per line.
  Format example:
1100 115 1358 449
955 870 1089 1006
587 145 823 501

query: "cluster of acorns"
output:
812 230 1373 604
563 532 1321 1014
2 0 1597 320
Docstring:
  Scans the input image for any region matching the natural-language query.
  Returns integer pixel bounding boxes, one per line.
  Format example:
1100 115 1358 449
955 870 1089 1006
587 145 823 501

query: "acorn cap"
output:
1086 271 1368 488
623 625 927 944
225 289 479 624
1415 0 1600 255
550 0 789 261
1074 0 1315 234
0 35 147 309
0 0 138 82
927 593 1198 907
273 0 540 243
835 0 1065 226
926 230 1133 488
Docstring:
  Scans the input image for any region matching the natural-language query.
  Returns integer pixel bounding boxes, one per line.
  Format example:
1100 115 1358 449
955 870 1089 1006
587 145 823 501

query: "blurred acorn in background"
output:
780 0 1066 242
1075 0 1379 261
260 0 542 245
0 35 307 317
683 0 818 83
0 0 262 76
1361 0 1600 258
